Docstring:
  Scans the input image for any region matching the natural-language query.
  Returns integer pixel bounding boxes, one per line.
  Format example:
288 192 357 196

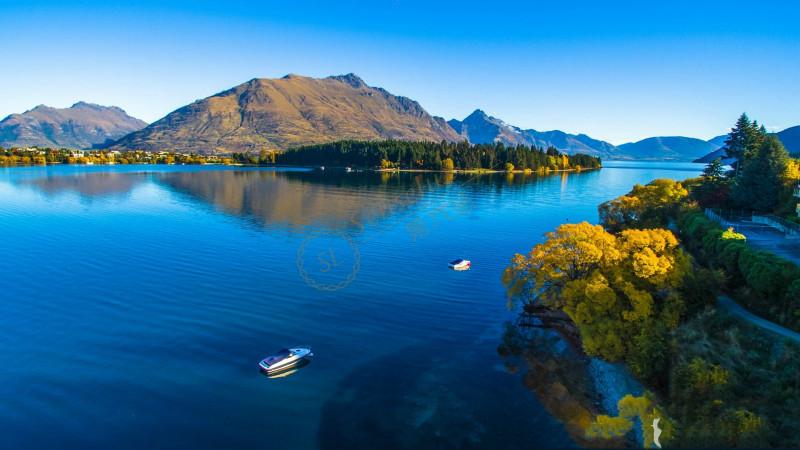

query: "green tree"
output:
703 158 725 181
731 135 789 211
724 113 766 177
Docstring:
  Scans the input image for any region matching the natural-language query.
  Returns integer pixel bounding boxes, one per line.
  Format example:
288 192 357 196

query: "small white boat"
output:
448 259 471 270
259 347 313 374
345 167 353 172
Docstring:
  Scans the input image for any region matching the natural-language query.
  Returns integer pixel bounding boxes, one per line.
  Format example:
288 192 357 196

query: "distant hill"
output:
693 148 732 164
706 134 729 148
0 102 146 149
778 126 800 154
447 109 616 157
615 136 720 161
111 74 461 154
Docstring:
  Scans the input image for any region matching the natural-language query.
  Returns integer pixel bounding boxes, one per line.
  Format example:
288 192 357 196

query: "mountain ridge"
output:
110 73 461 154
614 136 720 161
0 102 147 149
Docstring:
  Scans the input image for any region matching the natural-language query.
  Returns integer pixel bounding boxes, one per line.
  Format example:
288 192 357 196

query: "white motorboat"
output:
448 259 471 270
259 347 313 374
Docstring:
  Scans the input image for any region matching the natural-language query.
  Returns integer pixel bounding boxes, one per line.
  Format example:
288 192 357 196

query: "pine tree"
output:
724 113 767 176
731 135 789 211
702 158 725 181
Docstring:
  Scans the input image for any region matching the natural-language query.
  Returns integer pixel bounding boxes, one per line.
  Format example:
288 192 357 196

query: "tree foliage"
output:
265 139 601 171
504 222 690 373
731 135 790 211
598 179 688 231
679 210 800 330
724 113 766 176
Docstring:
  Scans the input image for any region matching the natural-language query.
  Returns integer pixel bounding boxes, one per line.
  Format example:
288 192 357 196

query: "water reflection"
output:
156 170 428 231
498 318 631 448
317 341 577 450
22 172 146 199
155 169 586 232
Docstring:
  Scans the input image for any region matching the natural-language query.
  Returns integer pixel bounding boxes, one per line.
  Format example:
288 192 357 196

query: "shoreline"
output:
0 162 602 174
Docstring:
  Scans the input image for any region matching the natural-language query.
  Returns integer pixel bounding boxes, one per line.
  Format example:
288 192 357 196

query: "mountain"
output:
706 134 729 148
693 148 730 164
111 74 461 154
615 136 720 161
777 126 800 154
0 102 147 149
447 109 616 157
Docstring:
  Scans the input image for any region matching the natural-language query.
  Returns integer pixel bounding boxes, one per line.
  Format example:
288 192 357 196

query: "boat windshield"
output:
450 259 464 265
264 349 292 365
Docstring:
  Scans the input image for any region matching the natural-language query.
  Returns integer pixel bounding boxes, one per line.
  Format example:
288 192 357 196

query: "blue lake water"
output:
0 161 703 449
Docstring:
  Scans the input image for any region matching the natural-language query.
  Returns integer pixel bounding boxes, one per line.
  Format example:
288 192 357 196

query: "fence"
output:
705 208 800 238
752 214 800 238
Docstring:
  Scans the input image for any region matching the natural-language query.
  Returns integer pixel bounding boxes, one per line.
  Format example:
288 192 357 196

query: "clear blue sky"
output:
2 0 798 144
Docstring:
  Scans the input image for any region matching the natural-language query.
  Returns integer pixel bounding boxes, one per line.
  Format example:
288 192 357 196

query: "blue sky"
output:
1 0 798 144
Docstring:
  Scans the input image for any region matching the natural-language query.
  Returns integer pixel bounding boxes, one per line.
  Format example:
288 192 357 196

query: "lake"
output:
0 161 703 449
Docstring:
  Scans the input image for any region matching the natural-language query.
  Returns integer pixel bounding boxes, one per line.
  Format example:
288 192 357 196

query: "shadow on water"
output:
317 339 578 450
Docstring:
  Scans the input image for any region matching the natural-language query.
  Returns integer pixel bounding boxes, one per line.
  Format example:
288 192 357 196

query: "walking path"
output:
718 296 800 343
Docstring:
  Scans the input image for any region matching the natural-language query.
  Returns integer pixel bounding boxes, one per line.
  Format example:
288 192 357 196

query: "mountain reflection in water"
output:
154 169 545 232
23 171 146 198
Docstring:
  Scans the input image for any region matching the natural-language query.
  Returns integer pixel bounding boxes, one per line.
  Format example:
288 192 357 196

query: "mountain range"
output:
615 136 721 161
0 102 146 149
447 109 617 158
1 73 796 161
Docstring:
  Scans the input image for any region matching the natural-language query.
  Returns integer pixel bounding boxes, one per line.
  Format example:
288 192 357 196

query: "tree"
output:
731 135 789 211
504 222 689 362
724 113 766 177
586 394 674 447
599 179 688 231
504 162 515 172
703 158 725 181
442 157 454 171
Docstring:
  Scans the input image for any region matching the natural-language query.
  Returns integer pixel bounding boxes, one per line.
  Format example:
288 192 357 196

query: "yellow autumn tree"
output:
442 158 454 171
599 179 688 231
504 222 689 362
587 394 675 448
